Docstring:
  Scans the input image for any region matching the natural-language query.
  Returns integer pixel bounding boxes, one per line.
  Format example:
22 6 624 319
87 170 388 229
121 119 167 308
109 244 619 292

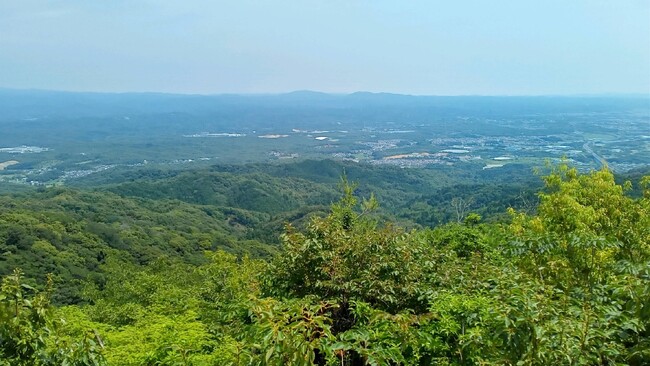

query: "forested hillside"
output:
1 163 649 365
73 160 542 225
0 160 542 305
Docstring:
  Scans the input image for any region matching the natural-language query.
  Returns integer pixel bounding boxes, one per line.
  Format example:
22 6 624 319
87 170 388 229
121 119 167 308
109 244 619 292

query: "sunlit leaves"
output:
3 164 649 365
0 269 104 366
264 178 433 313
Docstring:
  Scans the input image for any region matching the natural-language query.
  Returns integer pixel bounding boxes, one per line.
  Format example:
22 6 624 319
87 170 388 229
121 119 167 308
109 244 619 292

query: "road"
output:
583 142 607 168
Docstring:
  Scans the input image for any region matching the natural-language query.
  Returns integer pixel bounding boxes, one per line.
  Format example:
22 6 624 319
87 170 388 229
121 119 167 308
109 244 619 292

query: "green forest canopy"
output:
1 164 649 365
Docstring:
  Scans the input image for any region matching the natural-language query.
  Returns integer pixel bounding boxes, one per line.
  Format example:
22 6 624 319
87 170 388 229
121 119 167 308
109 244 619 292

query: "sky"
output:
0 0 649 95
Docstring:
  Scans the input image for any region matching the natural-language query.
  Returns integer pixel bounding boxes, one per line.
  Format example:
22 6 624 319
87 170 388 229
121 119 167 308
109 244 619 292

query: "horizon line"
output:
1 86 649 99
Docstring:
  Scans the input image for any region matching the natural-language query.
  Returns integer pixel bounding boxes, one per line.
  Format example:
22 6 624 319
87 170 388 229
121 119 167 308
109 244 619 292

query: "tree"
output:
0 269 104 366
504 165 650 365
264 177 432 314
261 178 437 364
451 197 472 223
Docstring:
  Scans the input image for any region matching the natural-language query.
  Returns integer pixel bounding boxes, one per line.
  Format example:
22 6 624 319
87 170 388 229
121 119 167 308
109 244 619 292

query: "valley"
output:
0 91 648 187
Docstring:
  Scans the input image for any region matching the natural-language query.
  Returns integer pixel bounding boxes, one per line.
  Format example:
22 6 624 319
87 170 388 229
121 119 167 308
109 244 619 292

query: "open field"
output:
0 160 18 170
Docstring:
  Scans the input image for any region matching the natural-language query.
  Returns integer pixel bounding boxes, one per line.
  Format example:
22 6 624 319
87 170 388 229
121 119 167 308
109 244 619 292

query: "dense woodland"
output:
1 161 649 365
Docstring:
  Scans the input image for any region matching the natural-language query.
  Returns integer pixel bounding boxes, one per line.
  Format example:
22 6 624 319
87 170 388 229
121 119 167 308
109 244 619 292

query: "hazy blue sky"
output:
1 0 649 95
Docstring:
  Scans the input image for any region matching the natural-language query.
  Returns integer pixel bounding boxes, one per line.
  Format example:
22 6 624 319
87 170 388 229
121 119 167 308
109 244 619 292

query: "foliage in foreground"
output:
1 165 648 365
0 269 103 366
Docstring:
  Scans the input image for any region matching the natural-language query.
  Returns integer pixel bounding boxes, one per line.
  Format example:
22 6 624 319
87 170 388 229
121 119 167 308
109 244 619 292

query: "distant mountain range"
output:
0 88 648 121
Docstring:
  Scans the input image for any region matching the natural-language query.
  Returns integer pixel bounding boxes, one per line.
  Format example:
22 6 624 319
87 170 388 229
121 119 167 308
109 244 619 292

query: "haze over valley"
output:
1 90 648 187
